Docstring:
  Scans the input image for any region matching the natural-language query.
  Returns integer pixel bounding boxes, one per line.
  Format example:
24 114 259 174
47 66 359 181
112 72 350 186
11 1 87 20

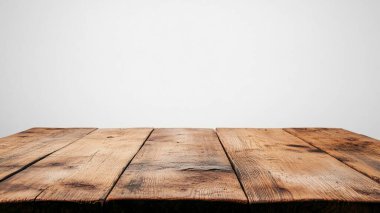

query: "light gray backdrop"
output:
0 0 379 139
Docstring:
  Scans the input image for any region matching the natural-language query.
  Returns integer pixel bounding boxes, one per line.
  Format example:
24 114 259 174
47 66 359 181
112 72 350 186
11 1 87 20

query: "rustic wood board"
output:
0 128 152 211
0 128 95 181
216 128 380 204
0 127 379 212
285 128 380 183
106 128 247 212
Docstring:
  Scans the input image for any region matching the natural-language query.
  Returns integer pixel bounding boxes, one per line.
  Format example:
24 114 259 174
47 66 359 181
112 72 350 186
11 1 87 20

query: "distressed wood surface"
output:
285 128 380 183
0 128 95 181
0 128 152 210
106 128 247 212
0 127 379 212
216 128 380 204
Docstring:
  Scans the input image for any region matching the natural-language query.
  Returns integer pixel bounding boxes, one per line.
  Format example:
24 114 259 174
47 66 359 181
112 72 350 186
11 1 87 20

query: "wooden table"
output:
0 128 379 212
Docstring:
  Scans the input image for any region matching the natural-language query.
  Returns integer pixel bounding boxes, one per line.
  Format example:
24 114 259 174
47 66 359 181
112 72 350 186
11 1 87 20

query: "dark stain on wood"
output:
48 162 64 167
126 178 143 193
286 144 309 149
180 165 231 172
284 148 303 153
276 186 293 197
351 186 380 198
64 182 97 190
307 148 324 153
334 156 350 162
333 141 372 152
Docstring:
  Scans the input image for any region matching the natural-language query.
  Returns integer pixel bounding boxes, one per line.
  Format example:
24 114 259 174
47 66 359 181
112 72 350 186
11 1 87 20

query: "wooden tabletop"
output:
0 128 379 212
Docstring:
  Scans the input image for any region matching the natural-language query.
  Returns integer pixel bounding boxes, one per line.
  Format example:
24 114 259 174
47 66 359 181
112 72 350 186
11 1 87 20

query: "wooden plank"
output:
106 128 247 212
284 128 380 183
0 128 96 181
0 128 152 211
216 128 380 206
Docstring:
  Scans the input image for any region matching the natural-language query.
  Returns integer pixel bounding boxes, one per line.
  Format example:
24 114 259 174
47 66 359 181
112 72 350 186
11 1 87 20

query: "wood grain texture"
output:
0 128 95 181
107 128 247 207
0 128 152 209
284 128 380 183
1 127 379 212
216 128 380 204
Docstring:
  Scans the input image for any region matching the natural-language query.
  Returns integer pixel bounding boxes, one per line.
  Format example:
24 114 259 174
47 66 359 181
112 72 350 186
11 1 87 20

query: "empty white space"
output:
0 0 379 138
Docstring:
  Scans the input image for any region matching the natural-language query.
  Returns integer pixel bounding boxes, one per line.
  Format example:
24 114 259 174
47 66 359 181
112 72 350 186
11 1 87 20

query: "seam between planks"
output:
101 128 155 206
283 128 380 184
0 128 98 183
215 130 250 204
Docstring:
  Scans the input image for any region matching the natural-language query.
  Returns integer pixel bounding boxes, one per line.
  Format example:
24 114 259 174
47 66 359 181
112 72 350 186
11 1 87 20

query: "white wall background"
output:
0 0 379 139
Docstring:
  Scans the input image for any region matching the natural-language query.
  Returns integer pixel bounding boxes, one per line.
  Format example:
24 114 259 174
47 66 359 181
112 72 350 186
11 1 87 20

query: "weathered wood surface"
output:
0 128 152 211
106 128 247 212
0 128 95 181
0 127 379 212
285 128 380 183
216 128 380 204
